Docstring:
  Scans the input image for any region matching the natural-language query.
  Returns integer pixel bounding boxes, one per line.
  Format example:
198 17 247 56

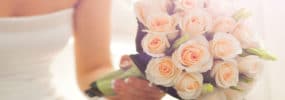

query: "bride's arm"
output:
73 0 113 91
73 1 164 99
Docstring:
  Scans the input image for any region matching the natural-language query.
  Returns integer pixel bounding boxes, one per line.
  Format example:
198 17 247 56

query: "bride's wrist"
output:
77 66 114 91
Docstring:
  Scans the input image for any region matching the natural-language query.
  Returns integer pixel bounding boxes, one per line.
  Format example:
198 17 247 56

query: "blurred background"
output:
50 0 285 99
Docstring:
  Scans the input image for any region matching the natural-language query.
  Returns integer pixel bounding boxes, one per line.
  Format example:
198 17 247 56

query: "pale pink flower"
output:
145 57 181 87
172 36 213 73
211 60 239 88
174 72 203 99
210 32 242 60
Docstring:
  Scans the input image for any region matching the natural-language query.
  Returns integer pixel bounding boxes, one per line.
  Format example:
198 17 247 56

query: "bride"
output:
0 0 163 100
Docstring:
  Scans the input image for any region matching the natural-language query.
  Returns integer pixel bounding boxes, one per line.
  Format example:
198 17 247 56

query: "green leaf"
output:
244 48 277 61
233 8 252 21
172 34 190 50
202 83 214 94
230 86 243 92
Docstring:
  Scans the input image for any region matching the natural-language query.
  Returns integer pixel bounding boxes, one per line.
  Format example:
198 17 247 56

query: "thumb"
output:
119 55 132 70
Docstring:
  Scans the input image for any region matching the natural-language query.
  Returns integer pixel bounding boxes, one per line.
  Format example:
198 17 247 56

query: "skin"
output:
109 77 165 100
0 0 164 99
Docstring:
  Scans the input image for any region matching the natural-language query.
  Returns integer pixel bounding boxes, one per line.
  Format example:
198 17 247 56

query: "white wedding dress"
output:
0 8 73 100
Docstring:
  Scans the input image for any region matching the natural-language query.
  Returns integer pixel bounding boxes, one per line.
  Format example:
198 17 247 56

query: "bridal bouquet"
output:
86 0 276 99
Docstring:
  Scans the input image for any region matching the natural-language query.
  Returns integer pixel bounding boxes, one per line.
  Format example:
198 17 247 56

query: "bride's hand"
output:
108 77 165 100
107 55 165 100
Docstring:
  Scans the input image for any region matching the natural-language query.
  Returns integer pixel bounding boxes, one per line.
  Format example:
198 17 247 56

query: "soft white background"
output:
51 0 285 100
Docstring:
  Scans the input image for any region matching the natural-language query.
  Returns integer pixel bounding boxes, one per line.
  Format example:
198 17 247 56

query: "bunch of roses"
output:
133 0 275 99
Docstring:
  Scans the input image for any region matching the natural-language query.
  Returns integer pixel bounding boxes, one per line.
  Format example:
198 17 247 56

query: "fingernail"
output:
113 80 123 89
124 78 130 83
148 83 153 87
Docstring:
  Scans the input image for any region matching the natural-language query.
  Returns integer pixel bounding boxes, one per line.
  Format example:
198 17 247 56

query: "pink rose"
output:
134 0 171 25
172 36 213 73
180 9 212 36
142 33 170 57
231 22 261 48
223 81 256 100
237 55 264 78
146 13 177 33
145 57 181 87
211 16 236 33
175 0 204 10
204 0 235 16
174 72 203 99
211 60 239 88
210 33 242 60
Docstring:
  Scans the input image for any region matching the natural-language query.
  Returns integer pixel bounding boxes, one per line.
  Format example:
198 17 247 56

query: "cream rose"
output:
180 9 212 36
204 0 235 16
142 33 170 57
210 32 242 60
237 55 264 78
174 0 204 10
223 89 245 100
146 13 177 33
231 23 261 48
172 36 213 73
174 72 203 99
211 16 236 33
211 60 239 88
223 81 256 100
134 0 171 26
145 57 181 87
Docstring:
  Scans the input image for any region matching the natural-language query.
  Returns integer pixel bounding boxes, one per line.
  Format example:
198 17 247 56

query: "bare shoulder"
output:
0 0 78 17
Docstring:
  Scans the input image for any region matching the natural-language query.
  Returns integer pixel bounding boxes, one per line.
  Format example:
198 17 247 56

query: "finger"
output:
126 77 163 95
125 77 149 87
126 77 162 93
113 78 153 100
113 79 127 95
114 78 165 100
113 80 133 100
125 77 165 99
106 96 120 100
119 55 132 69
